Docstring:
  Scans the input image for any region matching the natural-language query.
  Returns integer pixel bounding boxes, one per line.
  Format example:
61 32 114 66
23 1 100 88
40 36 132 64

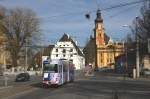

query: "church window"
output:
101 59 103 63
99 34 101 38
70 54 73 57
107 58 109 63
70 49 73 52
62 49 66 53
56 49 58 52
110 59 112 63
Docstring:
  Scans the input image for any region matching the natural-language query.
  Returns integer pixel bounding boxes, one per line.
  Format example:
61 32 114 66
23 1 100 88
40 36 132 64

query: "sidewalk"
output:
0 86 13 90
0 75 16 88
94 71 150 84
72 70 150 83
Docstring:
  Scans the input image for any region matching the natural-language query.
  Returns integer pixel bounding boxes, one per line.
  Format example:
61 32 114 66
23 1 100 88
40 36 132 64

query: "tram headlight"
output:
44 73 49 78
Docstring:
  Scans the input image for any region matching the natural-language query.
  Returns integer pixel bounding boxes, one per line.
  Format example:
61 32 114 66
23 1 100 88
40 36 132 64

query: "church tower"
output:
94 9 106 69
94 9 105 47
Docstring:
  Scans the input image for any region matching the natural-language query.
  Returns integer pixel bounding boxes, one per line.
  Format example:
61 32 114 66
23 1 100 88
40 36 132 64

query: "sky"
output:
0 0 144 47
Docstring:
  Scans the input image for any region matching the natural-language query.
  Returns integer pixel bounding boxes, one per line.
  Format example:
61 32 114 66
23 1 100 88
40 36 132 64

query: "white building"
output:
51 33 85 70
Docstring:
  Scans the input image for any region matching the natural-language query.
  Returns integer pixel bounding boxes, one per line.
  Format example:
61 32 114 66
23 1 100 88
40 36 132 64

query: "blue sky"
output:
0 0 143 46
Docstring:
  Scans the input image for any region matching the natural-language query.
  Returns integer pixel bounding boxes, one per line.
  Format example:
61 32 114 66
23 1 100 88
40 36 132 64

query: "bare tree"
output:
0 7 40 67
137 1 150 41
125 1 150 67
129 1 150 54
0 6 6 35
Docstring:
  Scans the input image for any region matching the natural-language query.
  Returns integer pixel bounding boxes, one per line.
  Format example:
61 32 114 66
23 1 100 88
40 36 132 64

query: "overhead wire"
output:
109 3 140 19
40 0 148 21
39 0 148 43
101 0 148 11
94 0 100 9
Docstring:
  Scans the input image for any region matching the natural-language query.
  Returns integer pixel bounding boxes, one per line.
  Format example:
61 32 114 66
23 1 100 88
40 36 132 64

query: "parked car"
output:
140 69 150 77
15 73 30 82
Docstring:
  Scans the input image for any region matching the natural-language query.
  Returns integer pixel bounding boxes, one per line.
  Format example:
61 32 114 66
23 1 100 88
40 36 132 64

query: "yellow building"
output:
0 33 11 69
0 34 6 65
94 9 124 69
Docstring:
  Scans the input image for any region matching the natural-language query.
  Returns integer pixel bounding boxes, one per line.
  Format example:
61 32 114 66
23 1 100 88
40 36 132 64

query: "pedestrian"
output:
88 63 92 74
84 64 89 76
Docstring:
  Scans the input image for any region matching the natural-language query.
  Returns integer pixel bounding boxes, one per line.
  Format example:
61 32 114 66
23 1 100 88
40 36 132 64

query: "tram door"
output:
58 64 63 85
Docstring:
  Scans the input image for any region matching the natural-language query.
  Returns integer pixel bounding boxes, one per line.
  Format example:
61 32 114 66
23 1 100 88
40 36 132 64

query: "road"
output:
0 75 41 87
0 72 150 99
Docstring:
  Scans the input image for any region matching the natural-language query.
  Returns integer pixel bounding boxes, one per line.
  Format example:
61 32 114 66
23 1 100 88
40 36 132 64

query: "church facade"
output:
84 9 124 69
94 9 124 69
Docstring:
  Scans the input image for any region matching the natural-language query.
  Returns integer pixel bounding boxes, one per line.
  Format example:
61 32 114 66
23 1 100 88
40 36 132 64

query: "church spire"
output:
95 8 103 23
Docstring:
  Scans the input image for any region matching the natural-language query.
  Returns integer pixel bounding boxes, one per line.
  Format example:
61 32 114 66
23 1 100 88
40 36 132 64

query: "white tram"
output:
42 59 74 86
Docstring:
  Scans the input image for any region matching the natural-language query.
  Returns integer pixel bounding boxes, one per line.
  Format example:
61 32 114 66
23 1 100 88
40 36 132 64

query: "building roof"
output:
84 36 95 49
95 9 103 23
42 45 54 56
104 33 110 45
83 36 95 65
34 45 54 59
59 33 84 57
59 33 71 42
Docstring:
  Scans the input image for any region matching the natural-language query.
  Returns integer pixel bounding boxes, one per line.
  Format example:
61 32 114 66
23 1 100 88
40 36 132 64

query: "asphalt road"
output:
0 75 42 87
1 72 150 99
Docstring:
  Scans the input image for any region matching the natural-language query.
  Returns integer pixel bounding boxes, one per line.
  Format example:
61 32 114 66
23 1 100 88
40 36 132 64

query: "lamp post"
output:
3 44 6 73
122 17 140 78
148 38 150 53
94 28 98 71
135 17 140 78
25 39 28 72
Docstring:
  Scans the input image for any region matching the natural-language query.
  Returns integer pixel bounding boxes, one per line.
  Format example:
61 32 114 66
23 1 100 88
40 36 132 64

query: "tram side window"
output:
54 64 58 73
59 65 62 73
63 65 67 72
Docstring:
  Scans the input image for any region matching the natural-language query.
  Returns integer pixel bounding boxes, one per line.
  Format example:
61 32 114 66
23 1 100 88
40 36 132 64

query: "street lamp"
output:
25 39 28 72
135 16 140 78
122 17 140 78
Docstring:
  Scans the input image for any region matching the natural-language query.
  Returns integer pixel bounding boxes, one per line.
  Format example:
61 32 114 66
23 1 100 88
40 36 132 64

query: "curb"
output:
0 86 13 90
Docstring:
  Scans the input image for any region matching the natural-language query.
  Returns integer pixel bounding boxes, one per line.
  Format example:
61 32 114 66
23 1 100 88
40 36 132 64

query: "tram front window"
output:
43 64 58 73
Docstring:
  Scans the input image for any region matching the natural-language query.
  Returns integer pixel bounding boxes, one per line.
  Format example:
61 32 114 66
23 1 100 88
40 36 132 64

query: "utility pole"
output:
125 41 128 77
94 29 98 71
3 44 6 72
136 17 140 78
148 38 150 53
41 44 44 73
25 39 28 72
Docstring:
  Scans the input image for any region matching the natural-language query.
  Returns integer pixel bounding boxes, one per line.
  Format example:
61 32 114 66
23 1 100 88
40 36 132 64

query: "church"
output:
84 9 124 69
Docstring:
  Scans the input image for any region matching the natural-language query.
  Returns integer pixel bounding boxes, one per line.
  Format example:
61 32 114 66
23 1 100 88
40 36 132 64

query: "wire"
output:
40 0 148 21
94 0 100 9
109 4 140 19
102 0 148 11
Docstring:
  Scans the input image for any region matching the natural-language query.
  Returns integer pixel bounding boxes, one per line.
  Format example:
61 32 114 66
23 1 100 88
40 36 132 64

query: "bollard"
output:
4 75 8 87
133 68 136 79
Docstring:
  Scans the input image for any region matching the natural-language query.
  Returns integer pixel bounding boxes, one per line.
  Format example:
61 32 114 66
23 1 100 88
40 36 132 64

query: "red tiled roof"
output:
104 33 110 45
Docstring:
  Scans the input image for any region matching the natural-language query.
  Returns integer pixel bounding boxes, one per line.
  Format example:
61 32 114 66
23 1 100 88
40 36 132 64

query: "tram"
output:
42 59 74 86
